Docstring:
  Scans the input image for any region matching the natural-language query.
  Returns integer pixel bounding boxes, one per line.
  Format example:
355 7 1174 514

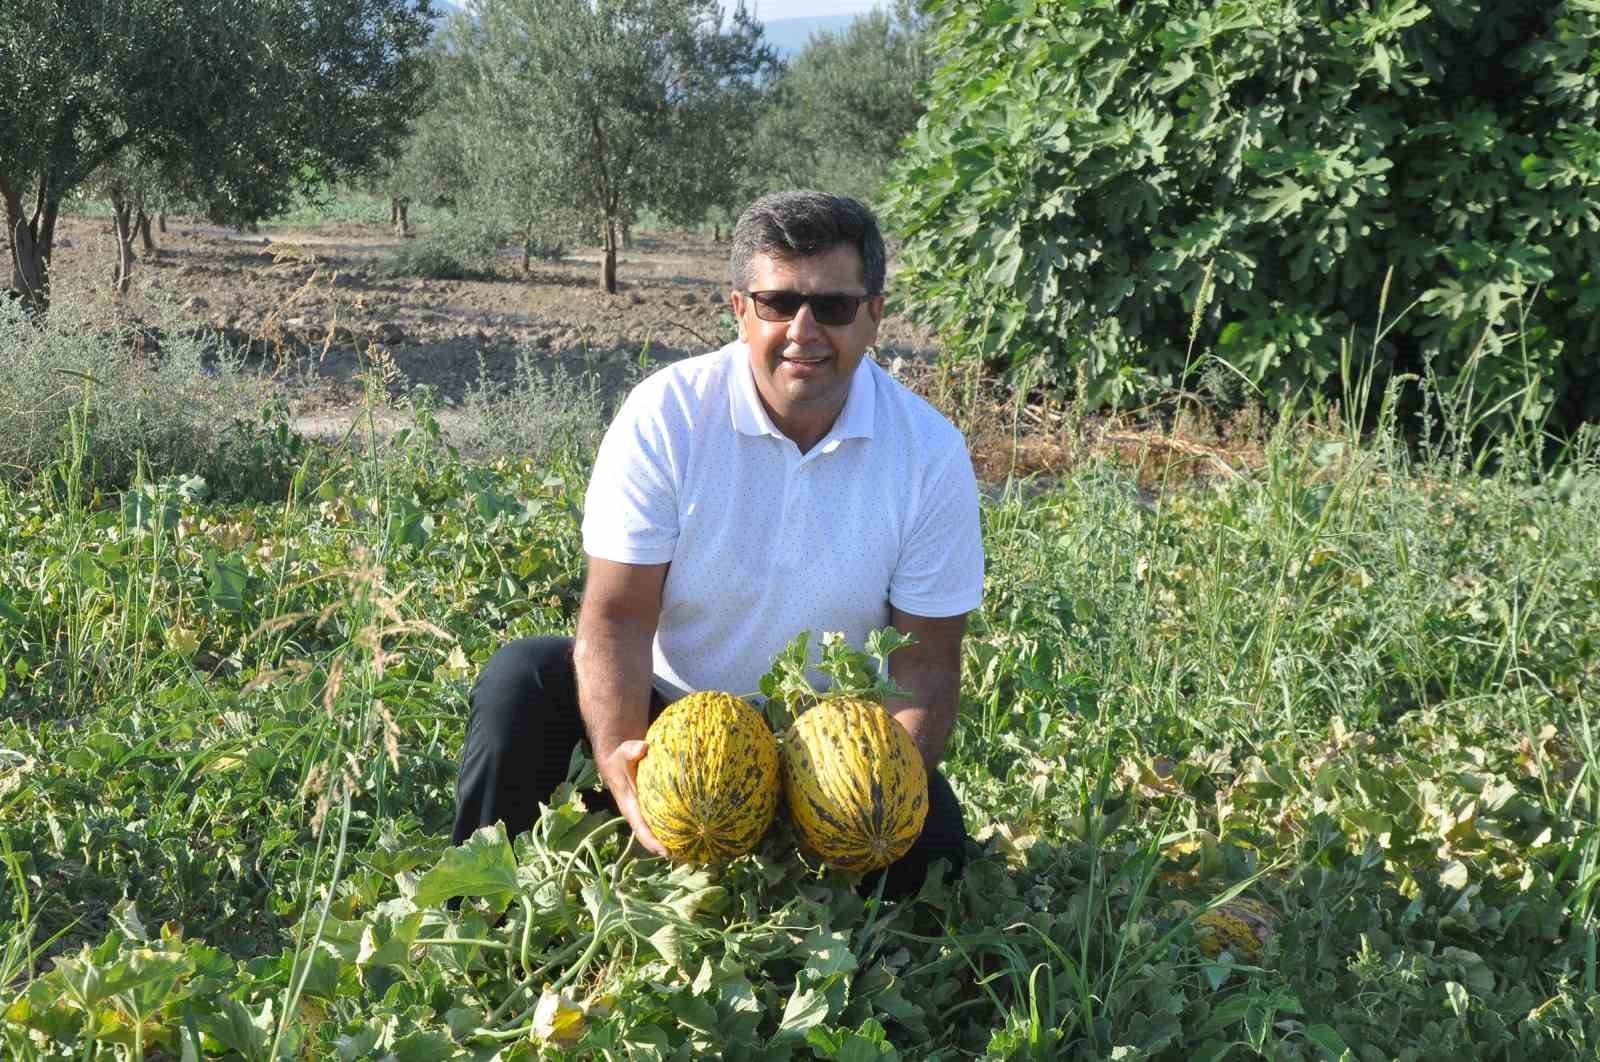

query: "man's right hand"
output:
599 739 670 859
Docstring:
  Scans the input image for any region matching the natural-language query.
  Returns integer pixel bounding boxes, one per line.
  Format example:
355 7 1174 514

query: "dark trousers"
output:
453 636 968 899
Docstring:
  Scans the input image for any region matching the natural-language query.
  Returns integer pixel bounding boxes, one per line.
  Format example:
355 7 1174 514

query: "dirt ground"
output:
37 214 946 441
34 214 1254 485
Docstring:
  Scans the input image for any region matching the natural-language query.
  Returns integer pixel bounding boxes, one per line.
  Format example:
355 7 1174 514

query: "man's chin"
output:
780 381 847 408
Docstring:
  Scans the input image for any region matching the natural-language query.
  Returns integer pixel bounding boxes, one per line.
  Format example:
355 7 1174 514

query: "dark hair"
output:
729 191 887 295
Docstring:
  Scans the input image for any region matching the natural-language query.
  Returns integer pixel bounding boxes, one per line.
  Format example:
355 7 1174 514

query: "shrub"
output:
885 0 1600 431
447 347 617 462
0 294 284 497
379 217 510 280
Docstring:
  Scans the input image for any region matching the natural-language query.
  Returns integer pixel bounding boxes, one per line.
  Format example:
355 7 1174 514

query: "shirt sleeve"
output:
889 444 985 617
581 383 680 565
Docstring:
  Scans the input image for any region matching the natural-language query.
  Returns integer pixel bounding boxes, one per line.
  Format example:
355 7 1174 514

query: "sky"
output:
748 0 881 18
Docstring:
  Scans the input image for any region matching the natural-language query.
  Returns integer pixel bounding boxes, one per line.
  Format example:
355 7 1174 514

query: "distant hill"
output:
761 14 861 60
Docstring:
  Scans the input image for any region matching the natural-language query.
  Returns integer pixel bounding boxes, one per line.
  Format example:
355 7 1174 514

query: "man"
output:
452 191 984 897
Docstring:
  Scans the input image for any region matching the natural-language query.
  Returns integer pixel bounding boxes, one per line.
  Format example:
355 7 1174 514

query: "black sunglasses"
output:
740 289 876 327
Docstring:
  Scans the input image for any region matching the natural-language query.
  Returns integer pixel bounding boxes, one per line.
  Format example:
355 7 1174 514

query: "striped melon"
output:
635 691 779 864
781 696 927 872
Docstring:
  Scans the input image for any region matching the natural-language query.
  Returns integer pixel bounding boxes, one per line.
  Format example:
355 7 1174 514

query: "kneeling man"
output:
452 190 984 897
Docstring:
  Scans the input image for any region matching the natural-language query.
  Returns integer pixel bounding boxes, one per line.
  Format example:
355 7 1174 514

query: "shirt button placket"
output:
784 448 817 571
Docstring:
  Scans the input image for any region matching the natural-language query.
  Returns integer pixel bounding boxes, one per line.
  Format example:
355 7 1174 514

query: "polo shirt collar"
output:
728 341 876 448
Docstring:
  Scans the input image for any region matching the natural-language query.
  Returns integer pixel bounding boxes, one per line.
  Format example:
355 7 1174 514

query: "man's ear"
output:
730 290 746 340
868 294 886 325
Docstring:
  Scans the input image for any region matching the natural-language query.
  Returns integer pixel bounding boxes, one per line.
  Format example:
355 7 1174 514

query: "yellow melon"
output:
635 691 779 864
780 696 927 872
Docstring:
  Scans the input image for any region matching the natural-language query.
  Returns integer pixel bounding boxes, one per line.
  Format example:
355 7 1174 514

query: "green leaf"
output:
205 551 249 615
198 996 274 1062
1439 860 1469 889
667 991 720 1035
1250 175 1316 222
1189 1041 1234 1062
411 823 519 916
1442 947 1495 995
837 1037 888 1062
778 985 831 1039
0 593 23 626
1198 990 1255 1036
390 1030 458 1062
1305 1022 1354 1059
1444 980 1470 1019
802 929 857 980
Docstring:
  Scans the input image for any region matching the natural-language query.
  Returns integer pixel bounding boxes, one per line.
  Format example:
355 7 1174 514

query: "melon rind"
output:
781 696 928 872
635 691 780 864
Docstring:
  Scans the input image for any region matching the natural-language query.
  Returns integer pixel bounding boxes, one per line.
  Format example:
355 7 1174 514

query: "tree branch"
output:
58 132 136 201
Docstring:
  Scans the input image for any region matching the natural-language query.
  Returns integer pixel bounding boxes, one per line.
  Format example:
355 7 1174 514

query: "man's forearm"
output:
573 611 657 753
886 664 961 770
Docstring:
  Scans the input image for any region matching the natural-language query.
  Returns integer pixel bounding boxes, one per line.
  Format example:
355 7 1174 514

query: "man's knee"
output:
467 636 577 739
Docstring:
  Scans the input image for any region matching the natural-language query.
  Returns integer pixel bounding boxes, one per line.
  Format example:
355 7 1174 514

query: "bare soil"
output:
37 214 944 441
35 214 1259 486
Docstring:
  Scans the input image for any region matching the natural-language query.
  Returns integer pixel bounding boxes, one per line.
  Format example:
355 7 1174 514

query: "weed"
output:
377 219 510 281
0 292 275 495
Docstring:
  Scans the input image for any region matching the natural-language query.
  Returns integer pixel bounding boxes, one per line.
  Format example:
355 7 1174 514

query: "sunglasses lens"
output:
747 291 866 325
810 296 858 326
755 292 806 320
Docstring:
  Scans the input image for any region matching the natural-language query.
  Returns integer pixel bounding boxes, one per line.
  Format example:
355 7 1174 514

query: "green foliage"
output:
266 187 451 229
450 0 777 288
2 382 1600 1055
741 1 931 207
450 352 616 462
758 628 915 732
369 39 481 214
0 294 289 497
885 0 1600 429
0 0 435 306
378 216 511 279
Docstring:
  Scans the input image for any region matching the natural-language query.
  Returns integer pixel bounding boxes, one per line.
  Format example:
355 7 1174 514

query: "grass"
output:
2 296 1600 1057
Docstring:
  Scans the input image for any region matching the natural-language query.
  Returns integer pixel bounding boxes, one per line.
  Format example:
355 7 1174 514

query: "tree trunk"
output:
391 196 411 238
136 208 157 254
2 176 51 313
110 187 137 296
601 215 618 294
157 212 167 234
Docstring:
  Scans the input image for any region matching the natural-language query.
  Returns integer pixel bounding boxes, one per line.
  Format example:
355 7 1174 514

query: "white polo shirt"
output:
581 341 984 700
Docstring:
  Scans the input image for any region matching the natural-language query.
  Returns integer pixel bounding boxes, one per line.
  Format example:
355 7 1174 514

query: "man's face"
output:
732 244 883 440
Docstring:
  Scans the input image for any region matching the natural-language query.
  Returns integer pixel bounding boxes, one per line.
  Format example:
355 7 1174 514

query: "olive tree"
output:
740 0 930 207
458 0 777 292
370 37 483 238
0 0 435 311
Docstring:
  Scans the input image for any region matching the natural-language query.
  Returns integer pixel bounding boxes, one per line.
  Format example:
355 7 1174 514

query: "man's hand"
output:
597 738 669 858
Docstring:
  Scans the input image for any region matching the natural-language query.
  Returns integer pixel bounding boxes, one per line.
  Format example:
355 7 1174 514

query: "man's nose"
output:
787 301 822 343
